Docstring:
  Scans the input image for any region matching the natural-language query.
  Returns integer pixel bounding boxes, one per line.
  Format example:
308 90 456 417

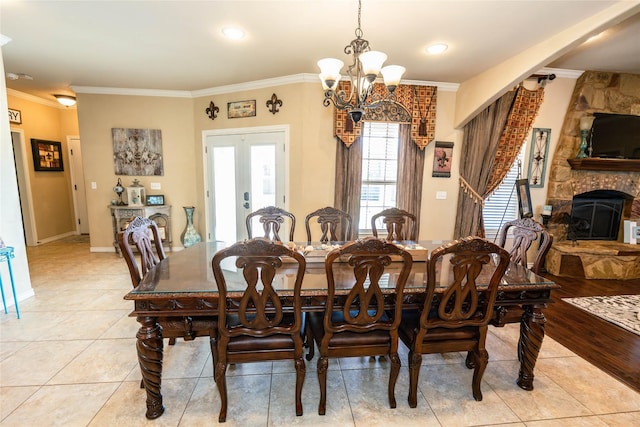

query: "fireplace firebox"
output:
569 190 626 240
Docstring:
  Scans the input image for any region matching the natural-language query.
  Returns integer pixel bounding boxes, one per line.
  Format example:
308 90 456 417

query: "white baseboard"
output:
36 231 76 245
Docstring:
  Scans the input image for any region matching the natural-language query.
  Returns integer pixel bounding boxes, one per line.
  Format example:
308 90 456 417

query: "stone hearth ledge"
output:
546 241 640 280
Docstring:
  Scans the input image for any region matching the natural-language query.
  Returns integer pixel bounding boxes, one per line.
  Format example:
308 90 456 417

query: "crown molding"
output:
537 67 584 79
192 74 317 97
71 86 192 98
72 73 459 98
6 88 64 108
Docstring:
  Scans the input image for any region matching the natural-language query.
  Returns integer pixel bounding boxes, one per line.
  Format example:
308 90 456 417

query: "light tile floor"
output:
1 237 639 426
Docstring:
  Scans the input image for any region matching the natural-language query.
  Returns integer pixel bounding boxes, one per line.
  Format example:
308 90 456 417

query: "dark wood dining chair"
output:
304 206 352 243
497 217 553 275
371 207 417 241
245 206 296 241
118 216 217 376
398 236 510 406
211 238 307 422
305 237 413 415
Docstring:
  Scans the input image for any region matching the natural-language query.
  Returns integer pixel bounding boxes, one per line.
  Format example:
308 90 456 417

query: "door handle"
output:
244 192 250 201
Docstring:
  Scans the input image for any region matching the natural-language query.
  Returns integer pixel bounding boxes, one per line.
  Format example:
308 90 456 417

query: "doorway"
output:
67 136 90 234
204 126 288 244
10 130 37 245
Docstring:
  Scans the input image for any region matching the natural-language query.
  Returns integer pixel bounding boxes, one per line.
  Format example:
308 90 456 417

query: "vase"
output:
181 206 202 248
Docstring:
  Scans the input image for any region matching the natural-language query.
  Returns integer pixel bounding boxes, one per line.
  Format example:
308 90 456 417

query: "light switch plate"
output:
436 191 447 200
150 182 161 190
91 182 97 189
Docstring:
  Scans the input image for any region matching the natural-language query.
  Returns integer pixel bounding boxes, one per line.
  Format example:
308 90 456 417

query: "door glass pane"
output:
248 145 276 238
213 146 237 245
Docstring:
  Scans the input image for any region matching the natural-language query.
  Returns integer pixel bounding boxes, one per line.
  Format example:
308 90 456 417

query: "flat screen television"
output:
589 113 640 159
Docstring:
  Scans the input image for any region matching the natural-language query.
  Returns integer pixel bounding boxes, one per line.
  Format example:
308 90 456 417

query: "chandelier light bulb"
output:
381 65 406 91
319 73 341 91
359 50 387 78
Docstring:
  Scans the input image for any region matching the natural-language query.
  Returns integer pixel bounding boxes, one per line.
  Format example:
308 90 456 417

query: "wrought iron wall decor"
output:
266 93 282 115
206 101 219 120
112 128 164 176
528 128 551 188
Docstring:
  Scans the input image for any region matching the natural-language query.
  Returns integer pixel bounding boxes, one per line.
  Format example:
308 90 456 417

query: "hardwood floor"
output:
540 272 640 393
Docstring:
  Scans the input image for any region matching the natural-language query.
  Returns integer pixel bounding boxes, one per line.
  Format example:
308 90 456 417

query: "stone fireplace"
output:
542 71 640 279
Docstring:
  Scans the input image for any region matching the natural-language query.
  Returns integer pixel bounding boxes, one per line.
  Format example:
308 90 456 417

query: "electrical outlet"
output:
436 191 447 200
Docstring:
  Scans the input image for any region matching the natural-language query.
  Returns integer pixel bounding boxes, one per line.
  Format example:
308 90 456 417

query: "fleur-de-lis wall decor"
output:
266 93 283 115
205 101 219 120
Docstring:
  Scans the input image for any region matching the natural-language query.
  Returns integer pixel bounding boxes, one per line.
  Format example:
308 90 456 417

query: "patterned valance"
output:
333 83 437 149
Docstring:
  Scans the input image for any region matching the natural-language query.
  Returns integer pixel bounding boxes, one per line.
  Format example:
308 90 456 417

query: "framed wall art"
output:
146 194 165 205
31 139 64 171
516 178 533 218
528 128 551 188
432 141 454 177
228 100 256 118
112 128 164 176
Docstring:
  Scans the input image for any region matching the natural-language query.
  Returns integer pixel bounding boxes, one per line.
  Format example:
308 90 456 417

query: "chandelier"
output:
318 0 405 124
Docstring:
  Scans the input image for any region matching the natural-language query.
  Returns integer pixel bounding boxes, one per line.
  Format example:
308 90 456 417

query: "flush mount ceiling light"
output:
221 27 245 40
317 0 405 124
426 43 448 55
54 94 77 107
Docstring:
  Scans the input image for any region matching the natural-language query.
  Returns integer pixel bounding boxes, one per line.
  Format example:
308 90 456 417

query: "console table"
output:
109 205 172 255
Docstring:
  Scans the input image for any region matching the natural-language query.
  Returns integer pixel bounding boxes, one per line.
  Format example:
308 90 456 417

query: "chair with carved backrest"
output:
398 236 510 406
211 238 307 422
245 206 296 242
304 206 352 244
118 216 217 371
496 217 553 275
371 207 417 241
305 237 413 415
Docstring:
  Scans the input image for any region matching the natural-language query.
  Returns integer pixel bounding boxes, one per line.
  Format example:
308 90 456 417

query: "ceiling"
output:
2 1 640 104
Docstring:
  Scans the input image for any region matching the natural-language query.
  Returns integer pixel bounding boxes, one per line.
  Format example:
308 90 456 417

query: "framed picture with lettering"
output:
8 108 22 124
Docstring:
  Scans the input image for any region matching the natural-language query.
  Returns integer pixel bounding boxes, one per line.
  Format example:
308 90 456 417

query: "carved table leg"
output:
136 316 165 419
517 304 546 390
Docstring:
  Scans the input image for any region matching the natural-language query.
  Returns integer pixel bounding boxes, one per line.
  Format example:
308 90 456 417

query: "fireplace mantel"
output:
567 158 640 172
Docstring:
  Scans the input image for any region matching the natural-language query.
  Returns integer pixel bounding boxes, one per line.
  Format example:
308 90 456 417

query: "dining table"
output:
124 240 559 419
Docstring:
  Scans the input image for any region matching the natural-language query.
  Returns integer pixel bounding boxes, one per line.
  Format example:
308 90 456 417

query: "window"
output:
359 122 400 231
483 144 526 235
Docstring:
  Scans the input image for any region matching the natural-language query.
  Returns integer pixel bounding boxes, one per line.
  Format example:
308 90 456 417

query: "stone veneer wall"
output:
546 71 640 241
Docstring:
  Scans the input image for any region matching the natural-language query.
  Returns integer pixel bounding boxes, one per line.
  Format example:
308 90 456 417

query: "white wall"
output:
0 48 35 309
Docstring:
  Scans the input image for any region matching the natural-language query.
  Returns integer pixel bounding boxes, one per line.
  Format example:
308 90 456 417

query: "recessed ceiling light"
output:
222 27 245 40
426 43 448 55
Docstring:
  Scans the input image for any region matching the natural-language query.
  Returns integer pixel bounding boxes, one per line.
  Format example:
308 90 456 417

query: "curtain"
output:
334 137 363 239
453 91 516 238
486 87 545 195
453 86 545 238
397 124 425 237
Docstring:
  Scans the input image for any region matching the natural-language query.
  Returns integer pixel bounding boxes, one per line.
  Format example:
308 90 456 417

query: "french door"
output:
204 126 287 244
